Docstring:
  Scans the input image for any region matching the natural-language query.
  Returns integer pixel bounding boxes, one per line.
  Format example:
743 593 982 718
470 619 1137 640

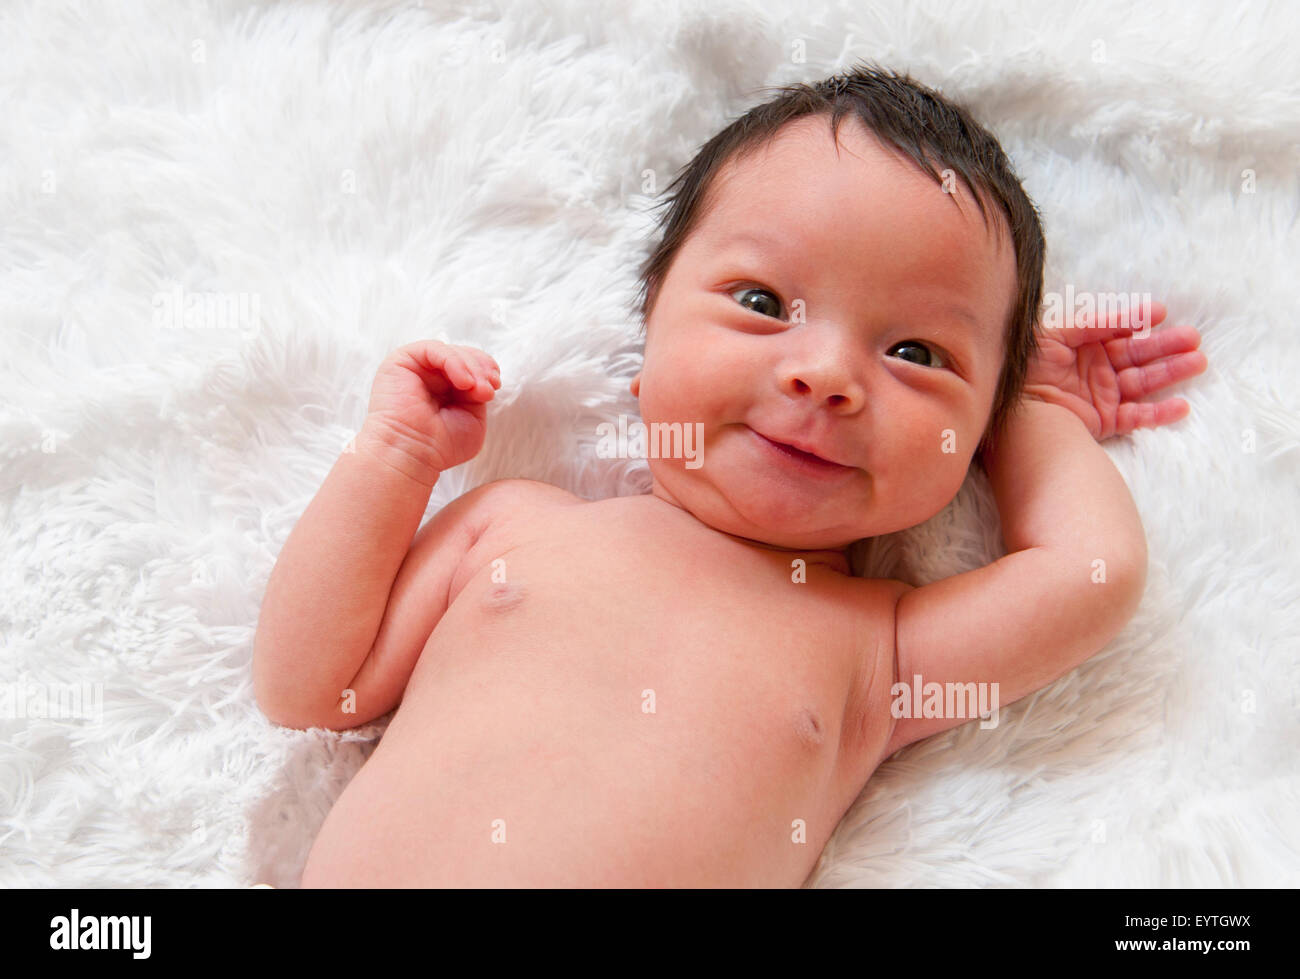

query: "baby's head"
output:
630 64 1044 551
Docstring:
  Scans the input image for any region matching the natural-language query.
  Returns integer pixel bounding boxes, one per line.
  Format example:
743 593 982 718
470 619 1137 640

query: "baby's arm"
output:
253 341 501 730
884 399 1146 754
883 304 1207 755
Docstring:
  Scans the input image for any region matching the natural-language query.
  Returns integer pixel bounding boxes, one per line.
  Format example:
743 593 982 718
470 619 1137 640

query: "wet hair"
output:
634 62 1044 461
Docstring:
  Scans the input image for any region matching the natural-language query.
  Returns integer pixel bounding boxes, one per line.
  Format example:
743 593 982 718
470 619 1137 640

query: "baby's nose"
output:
780 360 865 412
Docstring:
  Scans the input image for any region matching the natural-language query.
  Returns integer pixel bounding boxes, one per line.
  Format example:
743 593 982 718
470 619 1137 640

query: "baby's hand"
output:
362 340 501 479
1021 300 1208 440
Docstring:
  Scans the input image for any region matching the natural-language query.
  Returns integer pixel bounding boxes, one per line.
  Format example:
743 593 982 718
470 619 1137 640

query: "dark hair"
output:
634 62 1044 461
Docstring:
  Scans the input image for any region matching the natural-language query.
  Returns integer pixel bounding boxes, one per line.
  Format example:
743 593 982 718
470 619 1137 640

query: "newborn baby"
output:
254 66 1207 887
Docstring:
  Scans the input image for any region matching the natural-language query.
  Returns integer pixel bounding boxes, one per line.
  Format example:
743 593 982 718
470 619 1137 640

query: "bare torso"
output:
300 485 904 887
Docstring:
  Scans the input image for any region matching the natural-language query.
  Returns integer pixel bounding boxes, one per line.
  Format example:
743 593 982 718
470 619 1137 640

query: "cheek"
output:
883 408 979 495
638 343 727 427
635 355 680 426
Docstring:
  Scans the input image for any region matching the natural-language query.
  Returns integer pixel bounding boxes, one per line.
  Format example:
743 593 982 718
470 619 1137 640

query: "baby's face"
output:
632 115 1017 551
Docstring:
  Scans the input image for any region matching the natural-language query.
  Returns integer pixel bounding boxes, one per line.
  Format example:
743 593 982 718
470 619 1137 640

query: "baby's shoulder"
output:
438 477 581 547
461 477 585 539
467 477 582 512
443 478 581 588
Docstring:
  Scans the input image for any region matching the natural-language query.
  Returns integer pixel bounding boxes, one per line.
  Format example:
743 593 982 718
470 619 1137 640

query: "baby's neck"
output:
643 485 852 574
718 533 852 575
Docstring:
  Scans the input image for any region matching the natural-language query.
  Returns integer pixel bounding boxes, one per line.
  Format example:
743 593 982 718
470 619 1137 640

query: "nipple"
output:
793 708 826 748
482 580 526 613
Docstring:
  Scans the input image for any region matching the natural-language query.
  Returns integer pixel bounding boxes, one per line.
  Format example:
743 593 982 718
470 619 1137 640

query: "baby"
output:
253 65 1207 887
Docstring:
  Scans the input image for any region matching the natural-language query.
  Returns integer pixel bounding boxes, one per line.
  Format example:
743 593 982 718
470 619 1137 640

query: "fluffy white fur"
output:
1 0 1297 888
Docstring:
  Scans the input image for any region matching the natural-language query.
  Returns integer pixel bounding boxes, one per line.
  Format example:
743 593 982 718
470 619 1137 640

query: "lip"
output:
749 427 856 479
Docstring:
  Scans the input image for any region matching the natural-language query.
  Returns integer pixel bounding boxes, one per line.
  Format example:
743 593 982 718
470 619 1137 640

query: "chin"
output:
728 498 867 550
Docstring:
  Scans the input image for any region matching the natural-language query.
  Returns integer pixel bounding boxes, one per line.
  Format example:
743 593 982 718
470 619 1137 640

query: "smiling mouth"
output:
750 428 854 477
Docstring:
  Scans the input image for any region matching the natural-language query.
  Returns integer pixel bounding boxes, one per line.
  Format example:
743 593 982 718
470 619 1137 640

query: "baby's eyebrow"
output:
932 304 981 330
713 229 775 253
913 304 991 348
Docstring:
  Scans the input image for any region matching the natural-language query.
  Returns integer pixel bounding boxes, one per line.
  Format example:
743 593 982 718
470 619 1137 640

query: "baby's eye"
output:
730 287 783 320
887 341 948 369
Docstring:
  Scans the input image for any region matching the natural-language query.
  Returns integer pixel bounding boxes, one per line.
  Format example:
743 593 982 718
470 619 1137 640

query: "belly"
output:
301 529 882 887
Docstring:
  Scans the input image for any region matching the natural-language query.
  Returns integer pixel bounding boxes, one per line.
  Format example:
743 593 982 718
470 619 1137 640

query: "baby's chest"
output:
432 525 894 764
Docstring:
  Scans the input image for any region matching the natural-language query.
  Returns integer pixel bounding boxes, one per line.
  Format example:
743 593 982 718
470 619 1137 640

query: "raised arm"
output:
882 303 1207 756
252 340 500 730
883 399 1146 755
252 419 441 729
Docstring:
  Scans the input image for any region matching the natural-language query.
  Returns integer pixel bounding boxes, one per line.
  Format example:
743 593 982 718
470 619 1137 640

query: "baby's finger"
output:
445 352 476 391
464 348 501 388
389 340 462 395
469 367 498 401
1055 299 1167 346
450 351 498 402
1117 397 1190 433
1101 298 1166 332
1106 325 1203 369
1043 317 1139 348
1116 350 1208 400
466 347 500 376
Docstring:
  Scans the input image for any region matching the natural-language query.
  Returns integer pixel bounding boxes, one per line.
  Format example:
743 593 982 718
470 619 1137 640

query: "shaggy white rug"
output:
2 0 1297 888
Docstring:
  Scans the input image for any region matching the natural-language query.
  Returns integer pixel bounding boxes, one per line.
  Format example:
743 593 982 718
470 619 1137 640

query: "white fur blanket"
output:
2 0 1297 888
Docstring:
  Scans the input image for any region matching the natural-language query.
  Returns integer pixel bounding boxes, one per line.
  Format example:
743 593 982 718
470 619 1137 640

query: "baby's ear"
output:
630 373 641 397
